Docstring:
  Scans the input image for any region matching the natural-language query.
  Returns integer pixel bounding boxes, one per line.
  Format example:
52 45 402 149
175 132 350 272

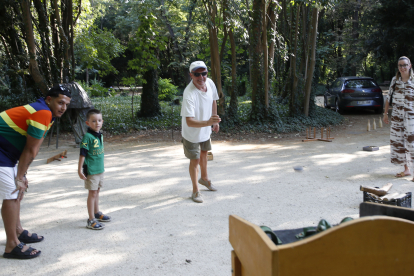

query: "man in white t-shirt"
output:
181 61 221 203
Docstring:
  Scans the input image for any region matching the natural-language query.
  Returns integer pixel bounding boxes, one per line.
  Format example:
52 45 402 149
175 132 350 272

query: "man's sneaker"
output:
87 218 104 230
198 178 217 191
192 192 203 203
95 211 111 222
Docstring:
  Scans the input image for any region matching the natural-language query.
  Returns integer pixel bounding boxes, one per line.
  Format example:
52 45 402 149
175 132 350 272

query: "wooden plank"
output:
276 217 414 275
231 251 242 276
230 214 414 276
229 215 278 276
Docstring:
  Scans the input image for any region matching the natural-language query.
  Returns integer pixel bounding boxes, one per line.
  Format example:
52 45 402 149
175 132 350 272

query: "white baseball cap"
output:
189 61 207 72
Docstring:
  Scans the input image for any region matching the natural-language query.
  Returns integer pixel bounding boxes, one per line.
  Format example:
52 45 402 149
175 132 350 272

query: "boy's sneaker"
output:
95 211 111 222
87 218 104 230
192 192 203 203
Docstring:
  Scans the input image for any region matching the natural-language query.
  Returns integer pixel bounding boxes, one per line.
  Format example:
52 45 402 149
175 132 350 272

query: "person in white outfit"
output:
383 56 414 179
181 61 221 203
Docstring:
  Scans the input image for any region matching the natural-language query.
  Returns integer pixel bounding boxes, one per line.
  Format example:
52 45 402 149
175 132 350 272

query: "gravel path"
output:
1 109 412 275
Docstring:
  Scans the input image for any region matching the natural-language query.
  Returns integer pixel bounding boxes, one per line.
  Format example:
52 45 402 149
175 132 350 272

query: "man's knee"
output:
190 158 200 167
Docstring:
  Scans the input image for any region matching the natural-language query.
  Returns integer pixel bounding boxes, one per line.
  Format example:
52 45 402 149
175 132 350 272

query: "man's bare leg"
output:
189 158 200 193
15 201 43 241
2 199 38 255
199 150 209 182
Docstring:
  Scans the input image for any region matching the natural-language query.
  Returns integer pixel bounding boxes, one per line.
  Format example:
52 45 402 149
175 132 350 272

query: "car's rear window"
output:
344 80 376 89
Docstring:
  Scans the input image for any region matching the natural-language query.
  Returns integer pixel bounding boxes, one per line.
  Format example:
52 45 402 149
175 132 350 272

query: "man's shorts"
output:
0 166 18 200
84 172 104 190
182 138 212 160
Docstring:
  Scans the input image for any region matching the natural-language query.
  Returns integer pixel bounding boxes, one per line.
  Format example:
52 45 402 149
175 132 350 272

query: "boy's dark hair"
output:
86 108 102 120
45 84 72 98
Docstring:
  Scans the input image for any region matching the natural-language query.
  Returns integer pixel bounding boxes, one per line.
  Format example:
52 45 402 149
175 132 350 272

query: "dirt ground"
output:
3 89 409 276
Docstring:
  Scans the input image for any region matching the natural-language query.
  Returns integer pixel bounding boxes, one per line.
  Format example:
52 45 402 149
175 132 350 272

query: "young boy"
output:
78 109 110 230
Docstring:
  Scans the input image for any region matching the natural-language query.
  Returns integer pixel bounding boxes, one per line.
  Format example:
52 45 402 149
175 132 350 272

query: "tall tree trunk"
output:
299 5 310 90
139 68 161 117
53 0 70 82
50 13 62 83
69 0 75 81
289 4 300 116
350 0 361 76
250 0 265 118
262 0 268 108
267 1 277 92
228 28 238 120
220 0 228 63
303 8 319 116
204 0 225 118
33 0 50 82
20 0 48 95
209 27 225 117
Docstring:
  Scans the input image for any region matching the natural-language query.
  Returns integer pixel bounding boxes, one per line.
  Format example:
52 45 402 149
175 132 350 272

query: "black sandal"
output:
18 230 44 243
3 242 41 259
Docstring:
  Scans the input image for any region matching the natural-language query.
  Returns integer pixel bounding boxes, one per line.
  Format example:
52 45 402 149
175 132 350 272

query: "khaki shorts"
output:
84 172 104 190
182 138 212 159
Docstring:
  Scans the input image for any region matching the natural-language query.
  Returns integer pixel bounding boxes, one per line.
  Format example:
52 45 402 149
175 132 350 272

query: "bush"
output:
158 78 178 102
85 79 116 97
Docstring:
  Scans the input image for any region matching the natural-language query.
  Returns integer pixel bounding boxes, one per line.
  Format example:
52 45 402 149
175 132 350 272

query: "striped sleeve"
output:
27 110 52 139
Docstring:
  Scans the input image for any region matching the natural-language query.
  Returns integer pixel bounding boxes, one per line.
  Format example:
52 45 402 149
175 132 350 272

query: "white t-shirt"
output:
181 78 219 143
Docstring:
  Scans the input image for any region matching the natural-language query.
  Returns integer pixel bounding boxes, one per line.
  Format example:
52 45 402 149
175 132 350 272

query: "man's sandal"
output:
3 242 41 259
18 230 44 244
395 172 411 178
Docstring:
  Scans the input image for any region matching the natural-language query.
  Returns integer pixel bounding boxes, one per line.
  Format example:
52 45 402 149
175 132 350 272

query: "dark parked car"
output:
324 77 384 114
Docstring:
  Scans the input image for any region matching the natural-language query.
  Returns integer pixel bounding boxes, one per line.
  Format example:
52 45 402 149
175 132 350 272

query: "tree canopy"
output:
1 0 413 121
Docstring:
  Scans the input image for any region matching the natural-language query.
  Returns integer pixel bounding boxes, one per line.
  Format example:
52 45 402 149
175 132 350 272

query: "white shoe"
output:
192 192 203 203
198 178 217 191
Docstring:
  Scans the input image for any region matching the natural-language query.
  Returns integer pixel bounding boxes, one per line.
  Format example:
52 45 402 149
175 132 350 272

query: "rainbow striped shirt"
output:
0 98 54 167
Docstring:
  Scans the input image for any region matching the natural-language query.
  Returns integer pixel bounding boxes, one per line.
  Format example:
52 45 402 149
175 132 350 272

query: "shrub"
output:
158 78 178 102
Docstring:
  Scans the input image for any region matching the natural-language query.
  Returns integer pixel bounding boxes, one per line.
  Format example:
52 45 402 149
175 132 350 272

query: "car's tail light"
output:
342 89 355 93
372 88 382 92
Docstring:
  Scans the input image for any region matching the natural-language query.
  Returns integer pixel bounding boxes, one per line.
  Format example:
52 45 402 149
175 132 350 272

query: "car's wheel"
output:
335 99 343 114
324 96 330 109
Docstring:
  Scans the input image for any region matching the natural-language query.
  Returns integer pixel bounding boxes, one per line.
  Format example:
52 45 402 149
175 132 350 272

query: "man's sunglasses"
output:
192 72 208 77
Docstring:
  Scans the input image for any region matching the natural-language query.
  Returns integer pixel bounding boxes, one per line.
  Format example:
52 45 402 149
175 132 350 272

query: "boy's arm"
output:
78 155 87 180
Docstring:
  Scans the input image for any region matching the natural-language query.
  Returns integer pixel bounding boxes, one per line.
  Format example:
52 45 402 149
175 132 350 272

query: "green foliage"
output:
92 96 142 133
88 94 342 135
220 95 342 133
0 93 37 112
127 11 167 79
158 78 178 101
77 79 115 98
74 27 125 76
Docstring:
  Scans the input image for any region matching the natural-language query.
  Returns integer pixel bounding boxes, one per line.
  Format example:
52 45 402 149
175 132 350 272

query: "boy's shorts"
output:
182 138 212 160
0 166 18 200
84 172 104 190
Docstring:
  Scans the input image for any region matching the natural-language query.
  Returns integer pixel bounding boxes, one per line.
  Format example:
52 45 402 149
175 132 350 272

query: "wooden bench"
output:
229 203 414 275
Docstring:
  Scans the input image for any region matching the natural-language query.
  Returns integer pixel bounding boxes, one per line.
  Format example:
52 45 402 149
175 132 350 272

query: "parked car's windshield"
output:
344 80 376 89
